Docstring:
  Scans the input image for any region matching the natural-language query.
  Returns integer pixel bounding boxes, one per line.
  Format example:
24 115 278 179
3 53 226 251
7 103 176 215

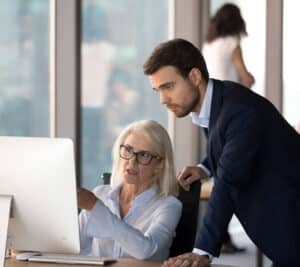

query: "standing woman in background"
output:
202 3 255 88
202 3 254 253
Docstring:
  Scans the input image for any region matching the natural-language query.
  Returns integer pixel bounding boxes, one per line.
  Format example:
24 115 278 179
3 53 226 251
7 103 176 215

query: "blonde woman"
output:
77 120 182 260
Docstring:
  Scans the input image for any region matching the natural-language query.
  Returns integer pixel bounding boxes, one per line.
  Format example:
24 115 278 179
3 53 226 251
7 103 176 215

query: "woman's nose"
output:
127 155 138 165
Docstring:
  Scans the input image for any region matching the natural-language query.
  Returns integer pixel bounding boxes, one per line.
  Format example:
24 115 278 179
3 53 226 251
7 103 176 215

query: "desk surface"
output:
6 258 238 267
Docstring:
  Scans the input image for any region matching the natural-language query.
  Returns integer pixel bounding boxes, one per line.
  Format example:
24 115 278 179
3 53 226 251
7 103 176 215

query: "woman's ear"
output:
188 68 202 87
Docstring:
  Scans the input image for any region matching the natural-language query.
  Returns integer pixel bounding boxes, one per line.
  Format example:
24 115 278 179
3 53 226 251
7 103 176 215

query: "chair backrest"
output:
100 173 201 257
101 172 112 185
169 180 201 256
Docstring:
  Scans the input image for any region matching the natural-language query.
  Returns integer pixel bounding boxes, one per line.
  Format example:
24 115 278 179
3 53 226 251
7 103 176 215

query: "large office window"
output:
0 0 50 136
81 0 169 189
209 0 266 96
283 1 300 128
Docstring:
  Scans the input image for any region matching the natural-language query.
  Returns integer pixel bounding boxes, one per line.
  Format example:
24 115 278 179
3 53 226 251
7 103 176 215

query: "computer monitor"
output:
0 136 80 262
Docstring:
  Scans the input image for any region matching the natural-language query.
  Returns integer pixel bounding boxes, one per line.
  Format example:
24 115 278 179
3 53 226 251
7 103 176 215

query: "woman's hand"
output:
77 187 98 210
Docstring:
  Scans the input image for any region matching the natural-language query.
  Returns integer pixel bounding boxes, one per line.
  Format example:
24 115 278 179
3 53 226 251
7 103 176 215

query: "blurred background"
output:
0 1 298 266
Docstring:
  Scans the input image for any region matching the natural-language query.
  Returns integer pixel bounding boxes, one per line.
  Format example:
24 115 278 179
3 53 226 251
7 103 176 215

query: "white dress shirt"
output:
190 79 213 129
190 79 213 177
79 185 182 260
190 79 214 261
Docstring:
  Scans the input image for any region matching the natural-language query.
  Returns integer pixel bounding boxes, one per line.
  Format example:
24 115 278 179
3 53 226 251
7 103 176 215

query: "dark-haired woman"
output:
203 3 254 88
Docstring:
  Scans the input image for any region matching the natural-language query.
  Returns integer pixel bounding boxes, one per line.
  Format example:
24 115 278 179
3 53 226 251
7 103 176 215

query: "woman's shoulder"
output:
149 194 182 219
204 36 239 49
92 184 112 198
158 194 182 210
222 36 240 50
203 37 239 60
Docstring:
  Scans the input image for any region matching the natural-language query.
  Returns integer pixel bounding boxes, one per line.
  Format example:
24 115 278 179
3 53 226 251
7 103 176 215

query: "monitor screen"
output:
0 136 80 254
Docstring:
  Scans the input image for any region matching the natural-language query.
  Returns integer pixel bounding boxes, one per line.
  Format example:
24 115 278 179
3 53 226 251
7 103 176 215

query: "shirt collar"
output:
190 79 213 128
132 186 157 208
107 184 157 208
107 184 122 202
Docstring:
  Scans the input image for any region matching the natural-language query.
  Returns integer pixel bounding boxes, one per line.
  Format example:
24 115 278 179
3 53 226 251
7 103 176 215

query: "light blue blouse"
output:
79 185 182 260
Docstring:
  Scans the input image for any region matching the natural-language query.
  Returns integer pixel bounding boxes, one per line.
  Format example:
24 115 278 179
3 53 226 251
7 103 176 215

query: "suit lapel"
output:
207 79 223 175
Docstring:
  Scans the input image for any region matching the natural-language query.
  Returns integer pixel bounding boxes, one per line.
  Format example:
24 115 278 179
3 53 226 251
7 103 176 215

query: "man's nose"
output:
160 92 170 105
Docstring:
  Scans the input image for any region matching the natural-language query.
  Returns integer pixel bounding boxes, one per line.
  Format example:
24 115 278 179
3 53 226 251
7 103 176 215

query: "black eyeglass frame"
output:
119 144 162 165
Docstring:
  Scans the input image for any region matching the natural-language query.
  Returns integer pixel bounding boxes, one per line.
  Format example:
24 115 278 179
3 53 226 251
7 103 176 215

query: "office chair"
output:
100 173 201 257
101 172 111 185
169 180 201 256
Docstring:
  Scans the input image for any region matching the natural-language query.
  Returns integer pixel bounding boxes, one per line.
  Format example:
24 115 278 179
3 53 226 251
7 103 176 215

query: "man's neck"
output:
194 82 207 113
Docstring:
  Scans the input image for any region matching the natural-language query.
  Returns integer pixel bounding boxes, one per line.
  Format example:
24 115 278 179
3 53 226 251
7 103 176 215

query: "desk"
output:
6 257 239 267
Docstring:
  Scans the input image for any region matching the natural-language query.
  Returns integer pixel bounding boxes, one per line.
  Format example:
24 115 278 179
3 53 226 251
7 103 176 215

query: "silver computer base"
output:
0 195 12 267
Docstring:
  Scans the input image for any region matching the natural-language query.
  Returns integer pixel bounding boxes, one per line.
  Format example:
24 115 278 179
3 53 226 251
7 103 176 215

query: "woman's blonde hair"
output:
110 120 178 196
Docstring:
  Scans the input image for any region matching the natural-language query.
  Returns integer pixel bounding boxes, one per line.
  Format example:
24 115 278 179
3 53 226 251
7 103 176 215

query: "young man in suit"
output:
143 38 300 267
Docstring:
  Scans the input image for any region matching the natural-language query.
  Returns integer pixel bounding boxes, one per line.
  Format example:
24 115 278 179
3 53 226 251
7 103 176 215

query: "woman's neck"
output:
119 183 151 218
120 183 150 203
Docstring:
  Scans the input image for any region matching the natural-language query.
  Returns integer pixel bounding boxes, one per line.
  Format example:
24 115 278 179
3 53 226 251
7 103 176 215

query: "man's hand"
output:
162 253 210 267
77 187 97 210
177 166 207 191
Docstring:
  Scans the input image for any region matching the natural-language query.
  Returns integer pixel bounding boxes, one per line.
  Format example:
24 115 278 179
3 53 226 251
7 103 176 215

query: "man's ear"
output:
188 68 202 87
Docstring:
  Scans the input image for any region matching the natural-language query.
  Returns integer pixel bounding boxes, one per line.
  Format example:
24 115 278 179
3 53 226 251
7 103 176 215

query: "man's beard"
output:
175 85 200 118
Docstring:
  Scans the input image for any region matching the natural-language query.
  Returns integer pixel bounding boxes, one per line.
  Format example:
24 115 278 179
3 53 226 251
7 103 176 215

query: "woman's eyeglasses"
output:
119 145 162 165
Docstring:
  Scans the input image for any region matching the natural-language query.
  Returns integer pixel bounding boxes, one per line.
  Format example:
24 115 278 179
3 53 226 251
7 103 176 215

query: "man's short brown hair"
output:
143 38 209 82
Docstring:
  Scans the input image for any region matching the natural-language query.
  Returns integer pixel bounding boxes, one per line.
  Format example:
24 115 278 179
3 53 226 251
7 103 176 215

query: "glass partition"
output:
283 1 300 130
81 0 169 189
0 0 50 137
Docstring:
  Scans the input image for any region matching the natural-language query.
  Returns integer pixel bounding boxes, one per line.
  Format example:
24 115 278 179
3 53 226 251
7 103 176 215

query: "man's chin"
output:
175 113 186 118
172 109 190 118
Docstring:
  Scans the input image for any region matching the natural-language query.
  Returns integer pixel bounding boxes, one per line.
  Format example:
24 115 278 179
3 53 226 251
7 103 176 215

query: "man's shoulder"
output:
213 81 261 119
212 79 261 104
213 79 246 91
212 79 247 106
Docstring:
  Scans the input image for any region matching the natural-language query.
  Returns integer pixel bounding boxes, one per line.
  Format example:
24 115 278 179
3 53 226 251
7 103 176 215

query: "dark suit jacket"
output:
195 79 300 265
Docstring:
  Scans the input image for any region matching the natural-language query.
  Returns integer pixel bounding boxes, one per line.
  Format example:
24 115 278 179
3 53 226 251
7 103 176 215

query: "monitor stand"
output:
0 195 12 267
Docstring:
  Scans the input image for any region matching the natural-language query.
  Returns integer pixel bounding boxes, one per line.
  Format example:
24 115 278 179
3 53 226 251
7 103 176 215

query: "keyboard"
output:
27 253 116 265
